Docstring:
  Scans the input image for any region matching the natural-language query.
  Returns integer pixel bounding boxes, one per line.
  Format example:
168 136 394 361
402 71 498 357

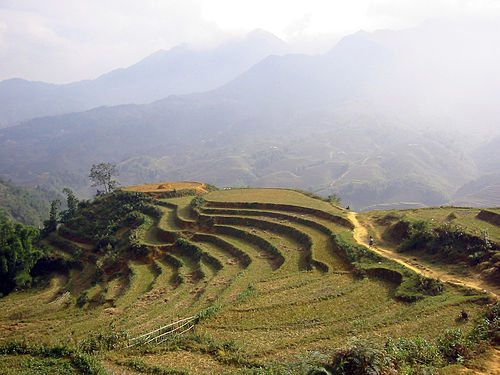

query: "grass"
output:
158 206 183 232
205 188 346 217
0 355 76 375
217 213 348 272
115 262 157 310
199 275 483 360
358 207 500 291
189 240 243 304
362 207 500 244
122 181 207 194
162 197 198 224
1 186 498 375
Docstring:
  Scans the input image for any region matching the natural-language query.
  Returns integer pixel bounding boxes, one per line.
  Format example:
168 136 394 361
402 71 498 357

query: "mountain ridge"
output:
0 29 289 127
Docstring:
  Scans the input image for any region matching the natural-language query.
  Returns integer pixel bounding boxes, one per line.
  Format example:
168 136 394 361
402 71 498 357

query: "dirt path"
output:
460 348 500 375
347 212 499 299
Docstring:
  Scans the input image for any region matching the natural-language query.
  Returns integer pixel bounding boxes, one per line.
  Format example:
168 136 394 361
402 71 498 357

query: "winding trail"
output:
347 211 499 299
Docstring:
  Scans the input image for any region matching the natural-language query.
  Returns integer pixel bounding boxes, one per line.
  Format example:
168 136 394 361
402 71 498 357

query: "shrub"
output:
398 220 434 252
471 302 500 343
190 196 206 210
0 341 109 375
71 351 110 375
386 337 442 369
416 275 443 296
76 291 89 307
437 329 473 364
328 338 394 375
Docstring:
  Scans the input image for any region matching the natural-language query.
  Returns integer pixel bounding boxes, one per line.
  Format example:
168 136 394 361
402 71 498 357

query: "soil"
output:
347 212 499 299
459 349 500 375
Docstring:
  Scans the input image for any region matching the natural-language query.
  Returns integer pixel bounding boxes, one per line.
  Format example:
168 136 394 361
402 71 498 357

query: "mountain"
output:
1 21 499 209
0 30 288 126
0 30 481 210
450 137 500 207
472 136 500 174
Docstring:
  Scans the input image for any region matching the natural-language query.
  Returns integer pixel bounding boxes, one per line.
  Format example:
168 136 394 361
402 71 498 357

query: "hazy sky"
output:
1 0 499 83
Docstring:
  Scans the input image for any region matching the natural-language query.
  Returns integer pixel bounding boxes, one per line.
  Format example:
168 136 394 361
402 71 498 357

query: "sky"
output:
1 0 500 83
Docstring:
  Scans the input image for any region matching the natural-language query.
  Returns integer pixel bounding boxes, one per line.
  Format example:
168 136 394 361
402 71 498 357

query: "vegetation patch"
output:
0 341 109 375
2 184 498 374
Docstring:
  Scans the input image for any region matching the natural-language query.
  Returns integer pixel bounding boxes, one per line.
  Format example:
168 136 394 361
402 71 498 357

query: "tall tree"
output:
89 162 119 195
60 187 79 224
41 199 60 237
0 213 43 296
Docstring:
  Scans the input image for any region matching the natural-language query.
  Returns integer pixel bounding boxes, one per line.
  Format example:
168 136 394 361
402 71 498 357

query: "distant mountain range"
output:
0 30 288 127
1 22 499 210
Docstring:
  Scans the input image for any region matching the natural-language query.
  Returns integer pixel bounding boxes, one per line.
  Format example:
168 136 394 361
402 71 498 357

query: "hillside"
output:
0 89 479 211
0 185 498 374
2 23 498 209
0 177 60 226
357 207 500 293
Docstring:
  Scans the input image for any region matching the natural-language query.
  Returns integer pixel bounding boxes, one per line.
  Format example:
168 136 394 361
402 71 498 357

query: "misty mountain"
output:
1 26 492 210
472 136 500 174
0 30 288 127
363 19 500 136
450 137 500 207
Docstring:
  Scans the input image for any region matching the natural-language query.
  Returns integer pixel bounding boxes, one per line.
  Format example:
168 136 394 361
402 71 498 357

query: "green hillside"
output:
0 186 498 375
0 177 60 226
358 207 500 290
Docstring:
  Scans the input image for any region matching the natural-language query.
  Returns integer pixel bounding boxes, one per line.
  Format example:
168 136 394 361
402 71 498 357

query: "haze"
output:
1 0 500 83
1 0 500 211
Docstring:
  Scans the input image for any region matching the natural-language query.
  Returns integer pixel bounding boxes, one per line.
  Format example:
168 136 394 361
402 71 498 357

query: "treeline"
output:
56 189 153 252
0 214 44 296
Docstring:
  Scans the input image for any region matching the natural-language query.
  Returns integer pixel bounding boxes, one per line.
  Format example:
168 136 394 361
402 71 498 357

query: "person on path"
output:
369 236 374 248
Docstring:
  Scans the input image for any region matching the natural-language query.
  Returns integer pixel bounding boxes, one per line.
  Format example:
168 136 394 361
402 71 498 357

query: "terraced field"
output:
0 188 495 375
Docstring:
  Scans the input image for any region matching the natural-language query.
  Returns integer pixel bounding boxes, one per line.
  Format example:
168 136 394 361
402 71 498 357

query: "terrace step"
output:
204 200 353 229
210 217 328 272
115 262 158 309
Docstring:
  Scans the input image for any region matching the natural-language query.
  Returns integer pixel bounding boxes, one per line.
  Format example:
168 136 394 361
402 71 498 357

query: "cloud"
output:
1 0 500 83
0 0 225 83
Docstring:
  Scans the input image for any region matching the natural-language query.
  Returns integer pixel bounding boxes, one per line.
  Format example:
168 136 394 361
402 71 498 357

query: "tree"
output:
41 199 60 237
89 162 119 195
328 193 342 206
60 187 79 224
0 213 44 296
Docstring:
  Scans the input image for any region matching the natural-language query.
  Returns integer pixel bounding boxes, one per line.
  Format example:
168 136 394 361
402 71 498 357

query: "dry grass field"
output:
0 186 497 375
122 181 207 194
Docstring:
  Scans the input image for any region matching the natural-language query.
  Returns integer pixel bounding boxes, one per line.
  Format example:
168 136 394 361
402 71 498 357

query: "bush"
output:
386 337 442 370
124 211 145 227
329 338 394 375
416 275 443 296
398 220 434 252
0 341 109 375
190 196 206 210
437 329 474 364
118 358 187 375
71 352 110 375
76 291 89 307
471 302 500 343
